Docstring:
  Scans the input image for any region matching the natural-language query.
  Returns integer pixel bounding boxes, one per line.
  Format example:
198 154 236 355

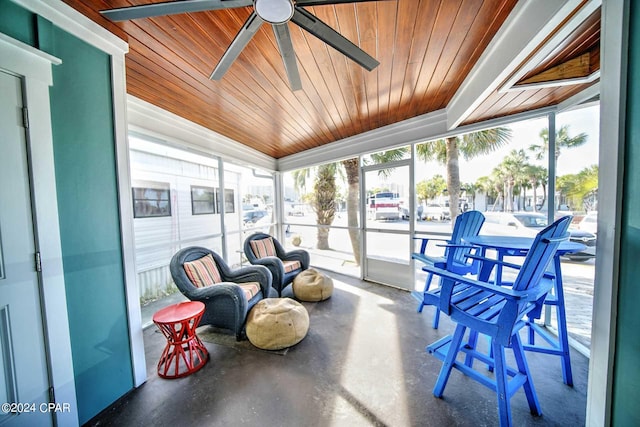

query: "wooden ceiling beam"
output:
516 51 591 86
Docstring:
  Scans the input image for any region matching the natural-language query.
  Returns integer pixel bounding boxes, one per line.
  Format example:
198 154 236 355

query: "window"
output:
217 188 235 213
191 186 216 215
132 183 171 218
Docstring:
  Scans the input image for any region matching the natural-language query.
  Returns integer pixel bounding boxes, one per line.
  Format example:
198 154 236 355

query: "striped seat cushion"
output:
250 237 277 258
283 260 302 273
239 282 261 301
183 254 261 301
183 254 222 288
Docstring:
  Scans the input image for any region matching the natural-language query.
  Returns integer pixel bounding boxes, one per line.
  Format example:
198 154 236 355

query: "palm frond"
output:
458 127 512 160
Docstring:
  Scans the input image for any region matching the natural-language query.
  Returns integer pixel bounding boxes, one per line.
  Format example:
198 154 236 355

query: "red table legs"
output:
153 302 209 379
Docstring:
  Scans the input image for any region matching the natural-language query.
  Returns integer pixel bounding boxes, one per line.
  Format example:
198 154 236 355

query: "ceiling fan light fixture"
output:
254 0 294 24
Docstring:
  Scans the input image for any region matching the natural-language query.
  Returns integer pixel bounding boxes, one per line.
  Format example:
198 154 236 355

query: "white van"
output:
369 192 401 220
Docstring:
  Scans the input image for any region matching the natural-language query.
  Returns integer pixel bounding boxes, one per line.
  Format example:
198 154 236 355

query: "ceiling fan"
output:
101 0 384 91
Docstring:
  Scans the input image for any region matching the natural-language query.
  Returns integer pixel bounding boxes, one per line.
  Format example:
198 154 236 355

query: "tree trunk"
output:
445 137 460 224
342 158 361 265
314 164 336 250
492 193 502 211
317 226 330 250
502 182 508 211
532 181 538 212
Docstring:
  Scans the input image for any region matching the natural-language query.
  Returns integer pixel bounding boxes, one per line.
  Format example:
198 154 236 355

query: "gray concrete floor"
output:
88 271 588 426
141 291 188 329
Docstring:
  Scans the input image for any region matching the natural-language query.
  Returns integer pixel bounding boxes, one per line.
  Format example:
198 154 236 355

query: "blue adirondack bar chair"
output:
411 210 485 328
424 216 571 427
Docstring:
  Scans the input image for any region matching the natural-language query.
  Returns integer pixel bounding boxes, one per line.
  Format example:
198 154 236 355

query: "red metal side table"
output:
153 301 209 379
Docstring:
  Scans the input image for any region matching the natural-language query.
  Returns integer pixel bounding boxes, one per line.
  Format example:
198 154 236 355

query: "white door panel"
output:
363 164 412 290
0 70 52 427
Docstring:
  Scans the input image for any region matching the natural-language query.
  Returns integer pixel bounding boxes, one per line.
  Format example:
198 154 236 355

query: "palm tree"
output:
313 163 337 250
341 158 360 263
369 148 409 172
462 182 478 210
490 166 508 211
416 127 512 222
529 124 588 167
528 124 586 211
291 150 406 262
524 164 548 211
476 175 504 211
340 149 407 263
291 168 310 195
476 175 500 209
498 149 529 211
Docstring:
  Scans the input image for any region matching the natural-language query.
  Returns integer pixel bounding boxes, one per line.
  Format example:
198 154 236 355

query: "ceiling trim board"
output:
515 52 593 86
498 0 602 93
127 96 277 171
445 0 583 130
510 70 600 91
14 0 128 55
277 109 449 172
277 103 566 173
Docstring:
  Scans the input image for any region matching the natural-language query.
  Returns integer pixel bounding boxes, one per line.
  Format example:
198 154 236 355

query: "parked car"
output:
243 209 268 224
398 199 410 220
422 204 449 221
399 206 410 220
566 228 597 261
286 204 306 216
578 211 598 234
481 212 596 261
243 209 272 230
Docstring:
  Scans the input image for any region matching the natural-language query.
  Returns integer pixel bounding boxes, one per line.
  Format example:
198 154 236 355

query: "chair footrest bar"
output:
522 344 562 355
427 335 525 397
411 290 425 302
525 322 561 349
426 335 453 357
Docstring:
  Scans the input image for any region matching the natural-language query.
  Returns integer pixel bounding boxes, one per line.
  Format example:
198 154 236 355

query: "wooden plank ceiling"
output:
62 0 599 159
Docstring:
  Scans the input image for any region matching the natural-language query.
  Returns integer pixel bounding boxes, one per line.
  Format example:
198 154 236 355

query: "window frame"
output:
190 185 216 215
132 183 172 218
217 188 235 214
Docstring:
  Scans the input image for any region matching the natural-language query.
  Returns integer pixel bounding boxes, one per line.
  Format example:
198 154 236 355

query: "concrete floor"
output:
87 271 588 426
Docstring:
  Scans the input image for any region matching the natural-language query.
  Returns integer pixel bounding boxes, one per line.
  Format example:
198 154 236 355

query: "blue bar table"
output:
463 235 586 386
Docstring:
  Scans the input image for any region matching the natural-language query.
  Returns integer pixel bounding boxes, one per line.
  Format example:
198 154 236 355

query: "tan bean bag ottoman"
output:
293 268 334 302
246 298 309 350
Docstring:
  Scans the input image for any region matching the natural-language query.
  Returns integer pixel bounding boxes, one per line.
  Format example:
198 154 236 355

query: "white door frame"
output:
361 158 414 289
0 33 79 427
586 1 628 425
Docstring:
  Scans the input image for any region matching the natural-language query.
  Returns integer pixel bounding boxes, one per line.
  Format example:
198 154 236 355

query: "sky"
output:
418 104 600 184
285 104 600 197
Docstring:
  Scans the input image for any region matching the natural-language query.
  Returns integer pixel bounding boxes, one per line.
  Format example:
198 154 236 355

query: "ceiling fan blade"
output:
210 12 264 80
291 7 379 71
100 0 252 22
272 24 302 91
295 0 390 5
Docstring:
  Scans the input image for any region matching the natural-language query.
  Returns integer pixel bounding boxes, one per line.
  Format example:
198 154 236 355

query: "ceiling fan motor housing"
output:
254 0 295 24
